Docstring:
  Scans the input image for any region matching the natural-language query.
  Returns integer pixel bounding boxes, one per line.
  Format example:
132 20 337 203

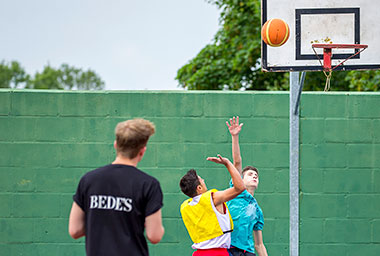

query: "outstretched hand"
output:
226 116 243 136
207 154 230 166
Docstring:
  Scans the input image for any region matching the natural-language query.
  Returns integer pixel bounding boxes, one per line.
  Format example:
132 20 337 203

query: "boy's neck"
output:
246 186 255 196
112 155 139 167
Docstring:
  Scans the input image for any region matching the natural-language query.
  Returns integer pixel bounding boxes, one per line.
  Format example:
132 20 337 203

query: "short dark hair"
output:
180 169 200 198
242 166 259 177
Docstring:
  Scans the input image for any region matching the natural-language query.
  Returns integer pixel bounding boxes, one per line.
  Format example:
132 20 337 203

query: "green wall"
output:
299 93 380 255
0 90 379 256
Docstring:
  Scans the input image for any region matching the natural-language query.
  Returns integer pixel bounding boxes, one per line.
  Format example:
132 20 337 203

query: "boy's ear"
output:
138 146 147 159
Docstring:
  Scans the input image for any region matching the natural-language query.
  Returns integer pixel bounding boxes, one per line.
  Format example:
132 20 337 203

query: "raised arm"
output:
226 116 243 174
207 154 245 206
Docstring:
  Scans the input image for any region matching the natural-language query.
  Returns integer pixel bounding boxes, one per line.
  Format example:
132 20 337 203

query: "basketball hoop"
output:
311 44 368 91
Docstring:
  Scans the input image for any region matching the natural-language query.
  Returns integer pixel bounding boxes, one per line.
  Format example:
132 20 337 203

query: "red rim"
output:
312 44 368 49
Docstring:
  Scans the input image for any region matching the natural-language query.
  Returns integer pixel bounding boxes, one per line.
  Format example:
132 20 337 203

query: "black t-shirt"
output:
73 164 163 256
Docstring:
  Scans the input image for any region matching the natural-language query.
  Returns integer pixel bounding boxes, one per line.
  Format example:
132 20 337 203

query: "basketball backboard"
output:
261 0 380 72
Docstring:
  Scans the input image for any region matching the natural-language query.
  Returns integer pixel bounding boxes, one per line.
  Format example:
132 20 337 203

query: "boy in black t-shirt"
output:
69 118 164 256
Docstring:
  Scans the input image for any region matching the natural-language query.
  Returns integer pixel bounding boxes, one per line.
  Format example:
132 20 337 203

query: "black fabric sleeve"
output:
144 178 163 217
73 177 85 211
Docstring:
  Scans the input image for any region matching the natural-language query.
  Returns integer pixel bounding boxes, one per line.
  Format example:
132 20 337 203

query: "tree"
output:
176 0 379 91
0 61 30 88
29 64 105 90
0 60 105 90
177 0 268 90
345 70 380 91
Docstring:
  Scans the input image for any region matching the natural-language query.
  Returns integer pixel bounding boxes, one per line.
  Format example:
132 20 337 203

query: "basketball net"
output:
312 44 368 91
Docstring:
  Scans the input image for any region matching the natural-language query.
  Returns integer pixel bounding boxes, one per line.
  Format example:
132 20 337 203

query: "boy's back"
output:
74 164 163 256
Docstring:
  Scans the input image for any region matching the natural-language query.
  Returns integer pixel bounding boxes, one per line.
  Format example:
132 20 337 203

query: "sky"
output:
0 0 220 90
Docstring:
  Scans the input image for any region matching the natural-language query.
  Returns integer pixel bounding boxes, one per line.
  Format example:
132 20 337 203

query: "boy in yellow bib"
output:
180 154 245 256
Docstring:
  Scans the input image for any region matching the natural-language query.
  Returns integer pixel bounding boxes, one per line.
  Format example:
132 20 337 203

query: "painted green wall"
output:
299 93 380 255
0 90 379 256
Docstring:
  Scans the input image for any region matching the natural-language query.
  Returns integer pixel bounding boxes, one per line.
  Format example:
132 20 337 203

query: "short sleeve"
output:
73 177 85 210
253 205 264 231
144 179 163 217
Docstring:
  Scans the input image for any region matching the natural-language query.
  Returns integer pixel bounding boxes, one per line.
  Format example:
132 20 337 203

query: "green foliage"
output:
303 71 349 91
0 61 30 88
176 0 380 91
0 60 105 90
345 70 380 91
30 65 63 90
177 0 272 90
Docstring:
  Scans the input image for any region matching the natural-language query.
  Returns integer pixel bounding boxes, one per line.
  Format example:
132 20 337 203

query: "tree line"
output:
0 60 104 90
2 0 378 91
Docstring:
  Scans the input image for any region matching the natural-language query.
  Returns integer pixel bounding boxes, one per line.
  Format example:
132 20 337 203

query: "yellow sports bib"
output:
180 189 233 243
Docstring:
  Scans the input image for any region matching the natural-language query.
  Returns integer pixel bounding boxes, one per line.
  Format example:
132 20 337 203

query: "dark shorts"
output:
228 247 256 256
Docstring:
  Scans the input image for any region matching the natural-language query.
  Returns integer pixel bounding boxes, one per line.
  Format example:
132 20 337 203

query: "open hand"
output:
207 154 230 166
226 116 243 136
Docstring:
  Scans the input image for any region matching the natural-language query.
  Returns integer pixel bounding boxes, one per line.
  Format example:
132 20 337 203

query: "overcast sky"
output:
0 0 220 90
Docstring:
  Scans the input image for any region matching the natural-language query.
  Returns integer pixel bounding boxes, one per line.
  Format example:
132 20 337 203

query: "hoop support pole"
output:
289 72 300 256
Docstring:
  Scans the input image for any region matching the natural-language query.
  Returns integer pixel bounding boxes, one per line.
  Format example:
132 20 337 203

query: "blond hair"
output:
115 118 155 159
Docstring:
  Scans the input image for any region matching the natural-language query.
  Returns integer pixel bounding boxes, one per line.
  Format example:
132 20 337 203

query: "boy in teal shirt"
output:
226 117 268 256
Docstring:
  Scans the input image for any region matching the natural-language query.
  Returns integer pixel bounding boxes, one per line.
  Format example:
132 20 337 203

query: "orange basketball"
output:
261 18 290 47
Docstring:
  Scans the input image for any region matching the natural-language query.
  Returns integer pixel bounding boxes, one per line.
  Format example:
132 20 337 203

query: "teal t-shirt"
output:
227 180 264 253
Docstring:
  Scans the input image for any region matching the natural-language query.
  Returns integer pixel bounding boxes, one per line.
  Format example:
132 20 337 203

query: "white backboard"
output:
261 0 380 72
